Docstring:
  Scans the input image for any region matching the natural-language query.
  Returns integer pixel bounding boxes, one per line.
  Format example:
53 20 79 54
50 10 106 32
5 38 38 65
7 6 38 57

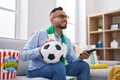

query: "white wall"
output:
94 0 120 14
86 0 120 15
19 0 56 39
28 0 56 37
86 0 95 15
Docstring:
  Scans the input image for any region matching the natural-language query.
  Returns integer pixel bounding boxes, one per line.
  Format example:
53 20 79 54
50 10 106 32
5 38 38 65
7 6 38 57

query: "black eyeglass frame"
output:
53 14 69 19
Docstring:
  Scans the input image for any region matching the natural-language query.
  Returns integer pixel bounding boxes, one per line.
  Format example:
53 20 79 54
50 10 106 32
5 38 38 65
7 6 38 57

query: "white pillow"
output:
83 45 99 64
84 51 99 64
73 44 99 64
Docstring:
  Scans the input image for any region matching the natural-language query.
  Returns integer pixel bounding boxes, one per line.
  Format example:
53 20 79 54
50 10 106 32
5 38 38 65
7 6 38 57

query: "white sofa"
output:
90 60 120 80
0 37 120 80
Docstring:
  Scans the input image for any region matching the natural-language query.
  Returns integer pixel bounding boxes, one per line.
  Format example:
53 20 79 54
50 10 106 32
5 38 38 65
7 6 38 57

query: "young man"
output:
21 7 91 80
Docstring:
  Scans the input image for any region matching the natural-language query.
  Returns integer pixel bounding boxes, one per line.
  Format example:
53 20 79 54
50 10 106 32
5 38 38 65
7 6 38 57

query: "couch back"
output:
0 37 29 76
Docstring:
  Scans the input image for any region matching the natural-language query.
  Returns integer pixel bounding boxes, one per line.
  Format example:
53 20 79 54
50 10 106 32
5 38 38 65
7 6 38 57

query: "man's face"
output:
51 10 68 29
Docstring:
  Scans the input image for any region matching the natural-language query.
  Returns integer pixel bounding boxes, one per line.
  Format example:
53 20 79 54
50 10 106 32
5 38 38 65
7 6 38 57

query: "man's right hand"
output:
39 39 55 53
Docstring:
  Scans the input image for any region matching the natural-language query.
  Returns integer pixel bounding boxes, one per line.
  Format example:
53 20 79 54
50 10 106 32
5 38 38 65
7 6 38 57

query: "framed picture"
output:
110 23 119 30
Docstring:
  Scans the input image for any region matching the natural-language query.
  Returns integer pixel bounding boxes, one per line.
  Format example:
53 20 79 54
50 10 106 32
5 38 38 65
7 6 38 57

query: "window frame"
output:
0 0 18 39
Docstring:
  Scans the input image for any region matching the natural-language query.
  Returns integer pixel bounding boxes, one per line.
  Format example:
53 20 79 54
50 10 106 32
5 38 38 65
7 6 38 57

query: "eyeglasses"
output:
53 14 69 19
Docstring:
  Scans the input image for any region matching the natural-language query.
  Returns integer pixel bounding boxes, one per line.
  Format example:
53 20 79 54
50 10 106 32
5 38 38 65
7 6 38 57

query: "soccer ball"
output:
41 41 63 64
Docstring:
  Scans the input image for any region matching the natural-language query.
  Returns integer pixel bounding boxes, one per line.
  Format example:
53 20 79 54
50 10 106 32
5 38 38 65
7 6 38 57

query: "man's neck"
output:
54 27 62 35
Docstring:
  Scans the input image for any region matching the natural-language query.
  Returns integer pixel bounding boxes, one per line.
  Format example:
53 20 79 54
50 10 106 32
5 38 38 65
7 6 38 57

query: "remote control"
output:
87 49 96 53
80 49 96 56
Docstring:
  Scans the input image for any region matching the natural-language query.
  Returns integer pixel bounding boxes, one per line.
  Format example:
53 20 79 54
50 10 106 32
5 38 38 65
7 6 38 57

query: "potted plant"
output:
98 25 102 31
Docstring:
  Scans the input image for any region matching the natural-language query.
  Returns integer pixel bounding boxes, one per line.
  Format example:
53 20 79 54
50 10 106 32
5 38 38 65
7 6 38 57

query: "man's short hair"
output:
50 7 63 16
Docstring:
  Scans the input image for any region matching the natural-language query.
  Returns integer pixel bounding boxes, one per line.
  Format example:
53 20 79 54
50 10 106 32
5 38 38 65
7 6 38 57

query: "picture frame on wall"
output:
110 23 119 30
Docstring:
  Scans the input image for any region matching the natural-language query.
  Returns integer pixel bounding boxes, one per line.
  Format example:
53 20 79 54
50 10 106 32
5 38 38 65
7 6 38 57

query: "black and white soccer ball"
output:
41 41 63 64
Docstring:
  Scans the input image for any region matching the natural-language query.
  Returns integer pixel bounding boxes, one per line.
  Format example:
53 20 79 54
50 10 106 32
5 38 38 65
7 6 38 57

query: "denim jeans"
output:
27 61 90 80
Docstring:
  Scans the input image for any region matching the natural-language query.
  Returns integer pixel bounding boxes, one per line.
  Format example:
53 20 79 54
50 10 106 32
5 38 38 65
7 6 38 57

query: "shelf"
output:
95 48 104 50
105 29 120 32
105 47 120 50
88 10 120 60
90 31 103 34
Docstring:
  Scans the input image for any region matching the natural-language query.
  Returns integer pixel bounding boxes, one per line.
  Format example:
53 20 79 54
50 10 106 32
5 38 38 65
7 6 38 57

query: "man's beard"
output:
57 24 67 29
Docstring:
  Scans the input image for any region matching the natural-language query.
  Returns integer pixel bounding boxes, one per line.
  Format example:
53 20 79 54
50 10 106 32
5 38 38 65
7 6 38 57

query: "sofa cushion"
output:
99 60 120 66
17 60 29 76
73 44 99 65
90 77 107 80
16 76 50 80
0 37 26 51
90 66 112 77
16 76 77 80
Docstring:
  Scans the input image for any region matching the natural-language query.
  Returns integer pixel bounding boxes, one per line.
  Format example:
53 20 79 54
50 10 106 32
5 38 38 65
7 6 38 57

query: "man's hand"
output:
79 50 92 59
39 39 55 53
41 39 55 46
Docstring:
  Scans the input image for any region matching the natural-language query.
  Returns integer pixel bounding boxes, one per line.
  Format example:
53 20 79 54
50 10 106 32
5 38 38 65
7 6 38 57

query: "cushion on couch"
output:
90 66 112 77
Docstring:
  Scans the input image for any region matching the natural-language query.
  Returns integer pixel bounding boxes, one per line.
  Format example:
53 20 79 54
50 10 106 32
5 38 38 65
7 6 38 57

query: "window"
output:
56 0 76 43
0 0 17 38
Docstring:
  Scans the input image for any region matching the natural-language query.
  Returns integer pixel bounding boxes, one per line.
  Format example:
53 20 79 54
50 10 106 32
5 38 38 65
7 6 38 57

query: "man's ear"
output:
50 18 53 24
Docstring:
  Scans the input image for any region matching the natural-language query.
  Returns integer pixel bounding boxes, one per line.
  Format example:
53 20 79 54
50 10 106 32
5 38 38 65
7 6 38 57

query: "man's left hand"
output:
79 50 92 59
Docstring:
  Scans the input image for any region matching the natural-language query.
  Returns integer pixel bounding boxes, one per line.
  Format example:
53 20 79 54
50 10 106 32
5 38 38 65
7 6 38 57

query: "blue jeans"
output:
27 61 90 80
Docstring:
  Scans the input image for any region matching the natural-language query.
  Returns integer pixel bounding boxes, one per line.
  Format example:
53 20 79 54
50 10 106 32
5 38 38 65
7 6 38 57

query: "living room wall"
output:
18 0 56 39
28 0 56 37
86 0 120 15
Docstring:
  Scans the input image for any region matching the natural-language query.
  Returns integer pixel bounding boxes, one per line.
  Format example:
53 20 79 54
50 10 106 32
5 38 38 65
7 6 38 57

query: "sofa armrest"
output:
99 60 120 66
